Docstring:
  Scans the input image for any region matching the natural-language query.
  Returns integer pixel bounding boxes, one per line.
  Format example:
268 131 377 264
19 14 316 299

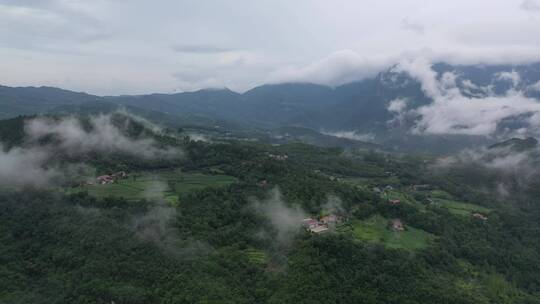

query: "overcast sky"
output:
1 0 540 95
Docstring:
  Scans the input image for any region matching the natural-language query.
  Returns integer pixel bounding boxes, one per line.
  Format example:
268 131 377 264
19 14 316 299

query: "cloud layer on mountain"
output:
393 58 540 137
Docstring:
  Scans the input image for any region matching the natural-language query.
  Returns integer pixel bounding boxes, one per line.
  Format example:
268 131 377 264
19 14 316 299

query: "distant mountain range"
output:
2 62 540 153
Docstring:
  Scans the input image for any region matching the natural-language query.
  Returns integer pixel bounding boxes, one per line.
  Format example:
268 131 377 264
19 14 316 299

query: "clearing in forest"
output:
349 215 435 250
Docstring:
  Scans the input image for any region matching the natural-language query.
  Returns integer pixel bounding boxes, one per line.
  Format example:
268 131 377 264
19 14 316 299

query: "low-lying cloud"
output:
432 143 540 196
133 180 211 258
26 114 178 158
393 58 540 137
321 130 376 142
530 81 540 92
0 112 181 187
521 0 540 12
268 50 393 87
0 145 56 187
251 188 307 246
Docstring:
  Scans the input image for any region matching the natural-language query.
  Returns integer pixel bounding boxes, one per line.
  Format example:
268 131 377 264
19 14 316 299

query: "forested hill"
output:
1 112 540 303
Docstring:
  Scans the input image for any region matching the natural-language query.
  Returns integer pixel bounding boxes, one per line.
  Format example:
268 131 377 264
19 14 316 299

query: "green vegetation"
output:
168 172 238 194
433 198 491 216
2 113 540 303
382 189 414 203
427 190 491 216
66 170 238 204
350 215 435 250
245 248 268 265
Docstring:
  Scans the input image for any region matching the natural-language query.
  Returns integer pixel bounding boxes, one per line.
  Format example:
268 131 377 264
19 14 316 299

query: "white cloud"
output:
267 49 393 86
0 112 181 187
521 0 540 11
387 98 411 127
433 144 540 193
251 188 307 245
0 145 56 187
395 58 540 136
25 114 179 158
496 70 521 87
321 130 376 142
529 80 540 91
387 98 409 113
401 17 425 34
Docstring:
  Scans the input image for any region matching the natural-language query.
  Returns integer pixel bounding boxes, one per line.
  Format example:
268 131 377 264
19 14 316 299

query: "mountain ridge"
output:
2 61 540 153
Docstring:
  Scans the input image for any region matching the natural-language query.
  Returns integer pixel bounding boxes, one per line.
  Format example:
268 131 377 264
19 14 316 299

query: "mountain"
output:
1 61 540 152
241 83 336 127
489 137 539 152
48 100 246 131
107 88 246 123
0 85 98 119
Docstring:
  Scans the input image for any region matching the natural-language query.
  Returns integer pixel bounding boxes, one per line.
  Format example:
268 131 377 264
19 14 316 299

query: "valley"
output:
1 111 539 303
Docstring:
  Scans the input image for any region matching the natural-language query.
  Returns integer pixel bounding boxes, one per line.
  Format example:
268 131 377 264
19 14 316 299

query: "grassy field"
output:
433 198 491 216
429 190 454 200
427 190 491 216
382 190 413 203
349 215 434 250
169 173 238 193
341 177 371 188
67 170 238 203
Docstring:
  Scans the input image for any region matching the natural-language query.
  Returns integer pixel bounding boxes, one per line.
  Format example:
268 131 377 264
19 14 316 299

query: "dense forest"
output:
0 113 540 303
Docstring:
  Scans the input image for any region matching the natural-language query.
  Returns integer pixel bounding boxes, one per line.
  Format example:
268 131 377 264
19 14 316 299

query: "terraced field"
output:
245 248 268 265
67 170 238 203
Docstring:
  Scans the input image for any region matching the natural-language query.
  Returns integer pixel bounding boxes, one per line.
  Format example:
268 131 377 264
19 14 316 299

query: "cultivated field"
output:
67 169 238 203
349 215 435 250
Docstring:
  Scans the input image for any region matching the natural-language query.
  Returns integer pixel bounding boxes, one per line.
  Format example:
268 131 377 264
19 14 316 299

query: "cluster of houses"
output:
268 153 288 161
96 171 128 185
302 214 342 234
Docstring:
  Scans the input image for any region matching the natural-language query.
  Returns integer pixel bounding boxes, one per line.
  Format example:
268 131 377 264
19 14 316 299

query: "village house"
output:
388 199 401 205
320 215 340 226
96 171 128 185
302 218 320 230
389 219 405 231
472 213 488 221
310 225 329 233
97 175 114 185
302 213 345 234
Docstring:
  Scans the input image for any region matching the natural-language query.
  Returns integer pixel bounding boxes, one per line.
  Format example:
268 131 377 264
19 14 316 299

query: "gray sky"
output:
1 0 540 95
